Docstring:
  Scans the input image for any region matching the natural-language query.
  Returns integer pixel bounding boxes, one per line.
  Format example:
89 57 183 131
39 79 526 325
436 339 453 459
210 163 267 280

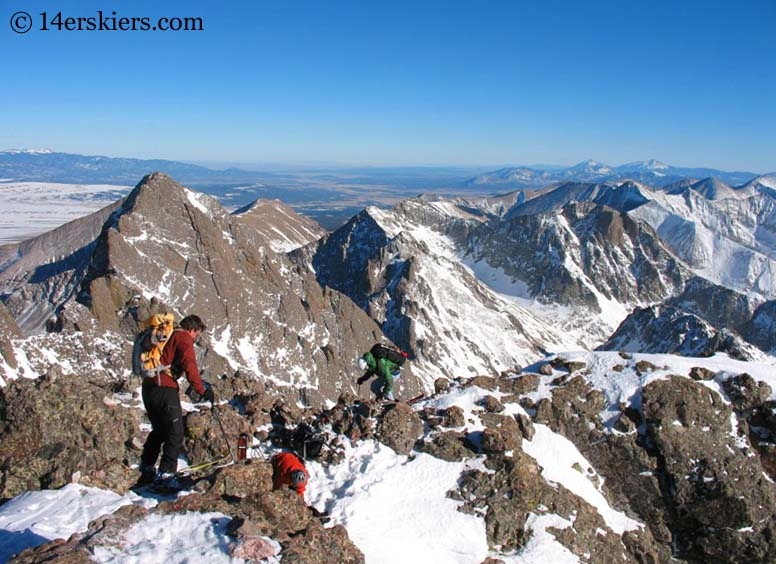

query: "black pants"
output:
140 385 184 474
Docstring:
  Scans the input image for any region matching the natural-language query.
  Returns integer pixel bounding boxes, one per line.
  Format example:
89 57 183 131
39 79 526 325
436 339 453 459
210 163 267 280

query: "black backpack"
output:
370 343 408 366
293 423 325 459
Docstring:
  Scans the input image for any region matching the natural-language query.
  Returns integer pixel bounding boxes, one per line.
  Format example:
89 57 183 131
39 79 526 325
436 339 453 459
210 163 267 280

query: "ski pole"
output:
252 442 267 461
211 403 237 463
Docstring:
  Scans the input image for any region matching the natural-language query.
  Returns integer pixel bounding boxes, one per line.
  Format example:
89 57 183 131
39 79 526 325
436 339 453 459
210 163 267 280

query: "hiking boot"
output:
153 471 184 492
384 391 395 401
134 464 156 487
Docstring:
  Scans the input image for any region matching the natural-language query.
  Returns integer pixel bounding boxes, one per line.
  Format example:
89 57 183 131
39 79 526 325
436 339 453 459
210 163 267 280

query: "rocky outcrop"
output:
232 198 326 253
0 302 21 374
598 305 756 360
642 377 776 562
376 402 424 455
418 431 473 461
742 299 776 353
400 371 663 563
527 373 674 555
452 451 661 563
471 201 686 309
0 369 141 498
667 276 759 333
515 357 776 564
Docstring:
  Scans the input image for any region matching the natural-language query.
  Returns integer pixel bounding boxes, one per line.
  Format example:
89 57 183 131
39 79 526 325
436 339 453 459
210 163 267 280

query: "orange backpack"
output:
131 313 175 379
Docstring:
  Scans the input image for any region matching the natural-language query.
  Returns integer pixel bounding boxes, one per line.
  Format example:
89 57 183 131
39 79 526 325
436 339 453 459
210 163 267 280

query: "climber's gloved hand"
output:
202 383 215 404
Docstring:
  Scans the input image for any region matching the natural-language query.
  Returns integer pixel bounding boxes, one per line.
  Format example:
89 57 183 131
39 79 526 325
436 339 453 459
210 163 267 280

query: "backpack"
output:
292 423 325 459
370 343 408 367
131 313 175 379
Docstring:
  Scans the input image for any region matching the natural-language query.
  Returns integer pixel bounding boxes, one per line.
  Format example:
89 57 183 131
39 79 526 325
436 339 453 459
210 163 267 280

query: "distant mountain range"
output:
2 150 769 191
0 149 264 185
2 150 773 236
465 158 766 189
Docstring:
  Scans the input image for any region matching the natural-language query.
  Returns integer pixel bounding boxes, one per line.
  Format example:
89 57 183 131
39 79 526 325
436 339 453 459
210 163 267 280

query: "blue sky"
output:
2 0 774 171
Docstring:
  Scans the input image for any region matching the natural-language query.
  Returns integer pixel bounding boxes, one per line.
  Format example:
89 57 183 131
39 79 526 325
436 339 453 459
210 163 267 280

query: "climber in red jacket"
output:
271 451 308 496
139 314 210 491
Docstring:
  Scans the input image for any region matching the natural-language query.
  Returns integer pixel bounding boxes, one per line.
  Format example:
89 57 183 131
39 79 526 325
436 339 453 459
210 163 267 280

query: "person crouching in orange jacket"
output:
271 452 308 497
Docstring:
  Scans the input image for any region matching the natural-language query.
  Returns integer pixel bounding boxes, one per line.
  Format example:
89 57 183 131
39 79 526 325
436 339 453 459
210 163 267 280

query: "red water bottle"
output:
237 433 248 460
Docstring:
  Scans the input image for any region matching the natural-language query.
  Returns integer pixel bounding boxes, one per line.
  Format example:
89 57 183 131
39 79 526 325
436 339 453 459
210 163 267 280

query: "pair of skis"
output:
381 393 426 405
178 453 233 478
131 453 233 494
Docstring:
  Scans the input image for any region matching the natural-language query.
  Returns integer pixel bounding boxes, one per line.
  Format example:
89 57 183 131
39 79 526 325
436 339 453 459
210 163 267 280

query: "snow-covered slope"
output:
630 188 776 298
683 177 749 200
471 199 686 339
0 181 131 244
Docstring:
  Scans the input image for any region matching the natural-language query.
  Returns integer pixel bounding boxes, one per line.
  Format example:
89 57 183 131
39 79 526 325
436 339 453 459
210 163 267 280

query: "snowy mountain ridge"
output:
467 159 764 189
308 202 574 388
1 148 55 155
306 173 776 369
315 193 678 351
